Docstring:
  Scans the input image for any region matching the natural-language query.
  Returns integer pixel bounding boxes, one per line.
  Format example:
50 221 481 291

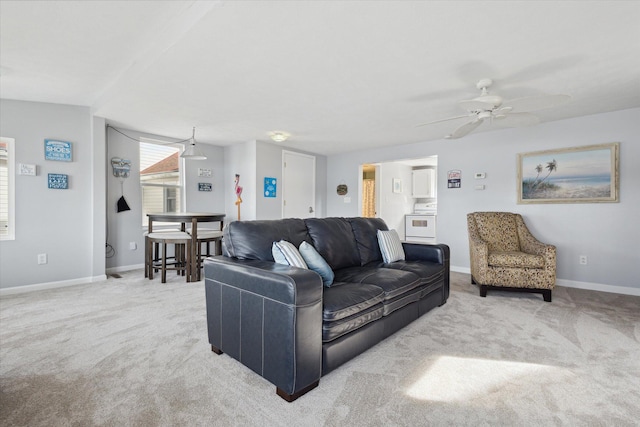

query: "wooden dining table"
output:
147 212 226 282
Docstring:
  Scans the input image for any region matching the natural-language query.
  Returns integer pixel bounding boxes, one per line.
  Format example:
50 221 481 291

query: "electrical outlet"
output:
129 242 137 251
579 255 588 265
37 253 48 265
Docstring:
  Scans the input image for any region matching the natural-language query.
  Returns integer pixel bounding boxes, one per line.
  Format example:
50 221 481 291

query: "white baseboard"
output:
106 264 145 275
450 265 639 297
0 274 108 296
555 278 640 297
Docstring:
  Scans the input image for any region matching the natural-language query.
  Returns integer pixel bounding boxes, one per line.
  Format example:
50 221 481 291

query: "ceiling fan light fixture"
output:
180 127 207 160
270 132 289 143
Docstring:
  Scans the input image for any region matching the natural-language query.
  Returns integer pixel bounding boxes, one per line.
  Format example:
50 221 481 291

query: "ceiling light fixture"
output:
270 132 289 143
181 127 207 160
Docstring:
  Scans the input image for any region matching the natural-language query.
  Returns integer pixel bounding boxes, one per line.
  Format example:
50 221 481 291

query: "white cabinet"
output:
412 169 436 198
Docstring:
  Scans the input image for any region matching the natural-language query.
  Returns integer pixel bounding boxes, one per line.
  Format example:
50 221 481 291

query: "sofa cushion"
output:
299 241 335 286
305 218 361 270
382 287 424 316
272 240 308 268
488 251 545 268
322 282 385 322
348 217 388 265
377 229 405 263
224 218 310 261
333 267 421 301
322 304 384 343
376 260 444 285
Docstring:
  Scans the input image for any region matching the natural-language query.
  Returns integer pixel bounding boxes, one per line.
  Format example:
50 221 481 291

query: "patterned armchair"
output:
467 212 556 302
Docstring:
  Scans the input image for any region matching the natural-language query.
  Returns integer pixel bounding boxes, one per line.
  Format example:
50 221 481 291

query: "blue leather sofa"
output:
204 217 450 401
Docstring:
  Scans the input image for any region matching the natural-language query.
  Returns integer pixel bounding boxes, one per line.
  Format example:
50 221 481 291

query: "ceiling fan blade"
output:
504 94 571 112
495 112 540 127
445 119 483 139
416 114 472 127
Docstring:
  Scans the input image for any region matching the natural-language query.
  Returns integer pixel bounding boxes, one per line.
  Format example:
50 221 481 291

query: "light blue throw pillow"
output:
377 229 405 263
272 240 308 268
299 241 335 287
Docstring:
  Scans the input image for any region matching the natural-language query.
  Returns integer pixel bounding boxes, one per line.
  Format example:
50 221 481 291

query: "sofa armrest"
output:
402 242 450 265
204 256 323 397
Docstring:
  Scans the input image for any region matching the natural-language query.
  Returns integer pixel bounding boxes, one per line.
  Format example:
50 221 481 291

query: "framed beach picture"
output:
517 142 619 204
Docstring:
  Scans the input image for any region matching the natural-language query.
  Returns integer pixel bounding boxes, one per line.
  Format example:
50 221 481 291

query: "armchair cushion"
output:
488 251 545 269
473 212 520 252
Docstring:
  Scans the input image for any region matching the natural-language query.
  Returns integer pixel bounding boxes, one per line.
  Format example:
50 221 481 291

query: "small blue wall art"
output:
48 173 68 189
264 177 277 197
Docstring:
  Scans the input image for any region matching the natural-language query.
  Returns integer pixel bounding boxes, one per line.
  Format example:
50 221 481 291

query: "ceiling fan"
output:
418 78 570 139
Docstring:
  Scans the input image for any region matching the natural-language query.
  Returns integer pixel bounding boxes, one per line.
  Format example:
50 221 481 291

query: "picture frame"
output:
517 142 619 204
392 178 402 193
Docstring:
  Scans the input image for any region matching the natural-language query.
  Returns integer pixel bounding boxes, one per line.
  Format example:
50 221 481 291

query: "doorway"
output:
361 164 378 217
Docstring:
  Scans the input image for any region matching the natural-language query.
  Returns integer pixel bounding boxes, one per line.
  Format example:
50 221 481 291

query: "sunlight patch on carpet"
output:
406 356 557 401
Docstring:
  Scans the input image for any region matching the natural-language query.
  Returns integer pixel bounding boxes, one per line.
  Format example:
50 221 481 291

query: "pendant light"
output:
180 127 207 160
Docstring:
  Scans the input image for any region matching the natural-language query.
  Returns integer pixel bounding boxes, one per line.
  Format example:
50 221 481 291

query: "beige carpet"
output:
1 270 639 426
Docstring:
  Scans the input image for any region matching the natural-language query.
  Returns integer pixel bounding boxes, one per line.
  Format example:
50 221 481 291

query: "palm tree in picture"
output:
528 163 544 190
532 159 557 191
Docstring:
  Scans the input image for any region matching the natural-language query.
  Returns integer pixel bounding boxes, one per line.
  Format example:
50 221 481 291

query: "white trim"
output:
106 264 145 275
451 265 639 296
451 265 471 274
0 137 15 240
555 278 640 297
0 275 107 296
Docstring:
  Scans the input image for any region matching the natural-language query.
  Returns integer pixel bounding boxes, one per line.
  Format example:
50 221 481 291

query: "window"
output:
140 141 182 226
0 137 15 240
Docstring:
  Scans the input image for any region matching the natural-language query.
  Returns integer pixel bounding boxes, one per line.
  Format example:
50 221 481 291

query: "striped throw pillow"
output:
377 229 405 263
272 240 308 268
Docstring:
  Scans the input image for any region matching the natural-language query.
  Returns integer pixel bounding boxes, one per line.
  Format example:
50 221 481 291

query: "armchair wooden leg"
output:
479 285 488 297
211 345 223 355
543 289 552 302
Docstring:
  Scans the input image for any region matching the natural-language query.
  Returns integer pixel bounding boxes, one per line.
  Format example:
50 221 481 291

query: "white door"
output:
282 151 316 218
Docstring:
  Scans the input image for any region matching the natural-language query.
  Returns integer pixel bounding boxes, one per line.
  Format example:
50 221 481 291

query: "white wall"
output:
326 108 640 294
224 141 258 222
0 99 104 288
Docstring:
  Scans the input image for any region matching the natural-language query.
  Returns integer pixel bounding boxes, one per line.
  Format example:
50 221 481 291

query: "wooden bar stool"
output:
143 228 181 278
146 231 192 283
190 229 224 276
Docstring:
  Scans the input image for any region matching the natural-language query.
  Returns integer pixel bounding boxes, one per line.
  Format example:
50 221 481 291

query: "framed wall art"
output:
48 173 69 189
44 139 72 162
392 178 402 193
517 142 619 204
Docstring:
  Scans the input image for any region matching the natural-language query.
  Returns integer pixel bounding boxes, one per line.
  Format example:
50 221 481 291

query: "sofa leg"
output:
479 285 488 297
276 380 320 402
471 276 476 285
543 289 552 302
211 344 223 355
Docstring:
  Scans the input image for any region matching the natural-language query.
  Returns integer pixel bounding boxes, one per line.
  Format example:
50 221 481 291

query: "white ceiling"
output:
1 1 639 155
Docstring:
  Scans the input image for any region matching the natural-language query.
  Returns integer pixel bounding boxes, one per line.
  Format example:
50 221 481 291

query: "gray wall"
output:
256 141 328 220
326 108 640 293
105 125 226 271
0 99 104 288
